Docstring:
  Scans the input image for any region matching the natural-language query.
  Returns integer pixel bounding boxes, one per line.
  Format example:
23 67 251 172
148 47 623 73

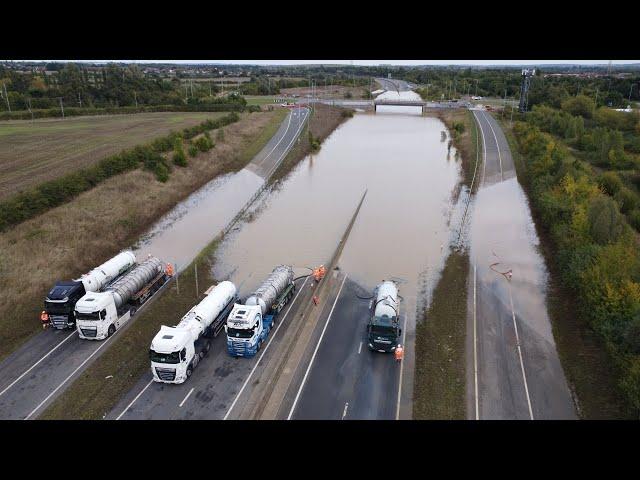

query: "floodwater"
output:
133 169 264 270
212 107 463 315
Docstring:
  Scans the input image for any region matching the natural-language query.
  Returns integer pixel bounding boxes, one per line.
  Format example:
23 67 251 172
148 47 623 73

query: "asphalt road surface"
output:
110 276 316 419
0 109 308 420
288 276 401 420
467 110 576 420
246 107 309 178
375 77 415 92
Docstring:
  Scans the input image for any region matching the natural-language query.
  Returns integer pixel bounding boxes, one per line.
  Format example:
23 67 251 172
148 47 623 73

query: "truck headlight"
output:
368 343 373 348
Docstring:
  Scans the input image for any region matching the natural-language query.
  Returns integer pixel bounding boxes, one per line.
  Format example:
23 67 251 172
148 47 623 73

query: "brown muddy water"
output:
132 169 264 270
212 108 465 315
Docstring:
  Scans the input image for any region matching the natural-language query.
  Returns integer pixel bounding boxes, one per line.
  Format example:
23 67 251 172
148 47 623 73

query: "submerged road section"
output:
0 108 309 420
467 110 576 420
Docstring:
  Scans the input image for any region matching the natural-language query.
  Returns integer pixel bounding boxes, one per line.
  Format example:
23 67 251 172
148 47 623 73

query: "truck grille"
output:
80 327 97 338
227 340 257 357
50 315 70 329
155 367 176 381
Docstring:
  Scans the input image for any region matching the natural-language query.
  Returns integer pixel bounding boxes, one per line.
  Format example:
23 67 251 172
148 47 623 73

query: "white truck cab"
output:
75 291 129 340
225 304 265 355
150 326 196 383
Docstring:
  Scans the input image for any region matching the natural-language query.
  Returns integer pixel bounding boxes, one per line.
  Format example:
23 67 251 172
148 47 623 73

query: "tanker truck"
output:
42 250 137 330
150 281 238 383
75 255 172 340
226 265 296 357
367 280 402 353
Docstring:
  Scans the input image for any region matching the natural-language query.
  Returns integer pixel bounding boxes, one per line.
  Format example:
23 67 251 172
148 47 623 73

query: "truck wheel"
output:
186 366 193 378
130 306 137 317
256 340 262 353
107 324 116 337
204 341 211 356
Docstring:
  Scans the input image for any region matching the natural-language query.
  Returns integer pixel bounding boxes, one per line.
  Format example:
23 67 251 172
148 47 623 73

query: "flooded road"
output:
213 108 462 302
130 108 309 271
468 110 576 420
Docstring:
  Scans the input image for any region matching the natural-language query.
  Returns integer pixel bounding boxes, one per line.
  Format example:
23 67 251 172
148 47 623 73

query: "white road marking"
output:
475 111 488 187
224 276 310 420
179 387 195 408
24 332 119 420
287 274 348 420
264 108 309 180
358 341 362 354
115 379 153 420
342 402 349 420
507 282 534 420
0 330 77 398
395 298 409 420
483 112 504 181
257 109 293 166
473 262 479 420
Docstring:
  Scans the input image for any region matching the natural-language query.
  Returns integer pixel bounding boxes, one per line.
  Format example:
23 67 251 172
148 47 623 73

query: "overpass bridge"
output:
373 98 427 112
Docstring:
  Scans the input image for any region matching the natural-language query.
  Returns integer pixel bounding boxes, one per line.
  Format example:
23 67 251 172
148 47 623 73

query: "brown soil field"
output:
0 110 284 361
0 112 225 200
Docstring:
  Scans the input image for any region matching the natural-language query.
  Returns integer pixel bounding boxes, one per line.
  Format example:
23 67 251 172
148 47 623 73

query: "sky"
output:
13 60 640 66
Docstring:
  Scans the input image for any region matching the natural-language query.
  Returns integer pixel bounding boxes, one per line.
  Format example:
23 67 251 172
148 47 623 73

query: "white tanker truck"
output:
75 255 172 340
150 281 238 384
42 250 137 330
226 265 296 357
367 280 402 353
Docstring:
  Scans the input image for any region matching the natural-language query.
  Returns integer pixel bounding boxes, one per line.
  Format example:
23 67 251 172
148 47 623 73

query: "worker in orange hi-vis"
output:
166 263 174 277
313 265 326 282
394 344 404 363
40 310 49 329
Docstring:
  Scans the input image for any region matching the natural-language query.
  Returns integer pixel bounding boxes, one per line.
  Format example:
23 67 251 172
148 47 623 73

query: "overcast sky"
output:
14 60 640 66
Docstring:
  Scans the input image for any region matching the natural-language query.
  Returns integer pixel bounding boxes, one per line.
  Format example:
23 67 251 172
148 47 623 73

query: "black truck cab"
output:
44 280 86 329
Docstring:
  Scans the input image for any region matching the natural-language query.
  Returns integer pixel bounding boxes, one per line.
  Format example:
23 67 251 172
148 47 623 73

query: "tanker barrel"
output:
106 256 164 308
245 265 293 315
77 250 137 292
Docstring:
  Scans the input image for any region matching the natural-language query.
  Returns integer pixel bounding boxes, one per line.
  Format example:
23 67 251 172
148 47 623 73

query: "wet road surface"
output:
289 277 401 420
467 110 576 420
0 109 308 420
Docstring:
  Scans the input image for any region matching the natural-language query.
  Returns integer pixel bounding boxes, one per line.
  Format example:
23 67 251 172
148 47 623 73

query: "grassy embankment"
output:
39 107 351 419
0 109 287 363
497 115 633 419
413 108 479 419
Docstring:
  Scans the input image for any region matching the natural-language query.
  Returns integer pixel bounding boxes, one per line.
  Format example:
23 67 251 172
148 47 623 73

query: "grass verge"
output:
497 116 633 419
0 110 284 364
236 108 287 165
432 109 478 190
413 248 469 419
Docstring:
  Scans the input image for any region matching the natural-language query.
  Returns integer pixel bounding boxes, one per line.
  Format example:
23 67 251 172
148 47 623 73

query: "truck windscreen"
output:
370 325 396 336
45 301 70 315
227 327 254 339
76 311 101 321
149 350 180 364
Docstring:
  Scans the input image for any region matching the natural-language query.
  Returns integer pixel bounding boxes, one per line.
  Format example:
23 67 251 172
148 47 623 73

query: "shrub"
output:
628 209 640 232
188 144 198 157
587 195 626 245
598 171 624 196
561 95 595 119
216 128 225 142
615 187 640 214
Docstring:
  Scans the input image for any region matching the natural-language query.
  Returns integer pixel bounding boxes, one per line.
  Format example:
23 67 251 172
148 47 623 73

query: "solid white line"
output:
179 387 194 408
476 111 488 187
358 341 362 355
258 110 292 166
223 276 310 420
395 297 409 420
507 282 534 420
24 332 119 420
473 263 479 420
115 379 153 420
287 274 348 420
342 402 349 420
0 330 77 398
264 108 309 180
483 112 504 181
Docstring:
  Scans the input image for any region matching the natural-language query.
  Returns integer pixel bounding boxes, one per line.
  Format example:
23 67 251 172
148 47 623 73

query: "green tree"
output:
561 95 595 118
587 195 625 245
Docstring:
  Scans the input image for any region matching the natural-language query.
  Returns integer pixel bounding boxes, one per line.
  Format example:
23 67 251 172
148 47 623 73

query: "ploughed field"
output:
0 112 225 199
